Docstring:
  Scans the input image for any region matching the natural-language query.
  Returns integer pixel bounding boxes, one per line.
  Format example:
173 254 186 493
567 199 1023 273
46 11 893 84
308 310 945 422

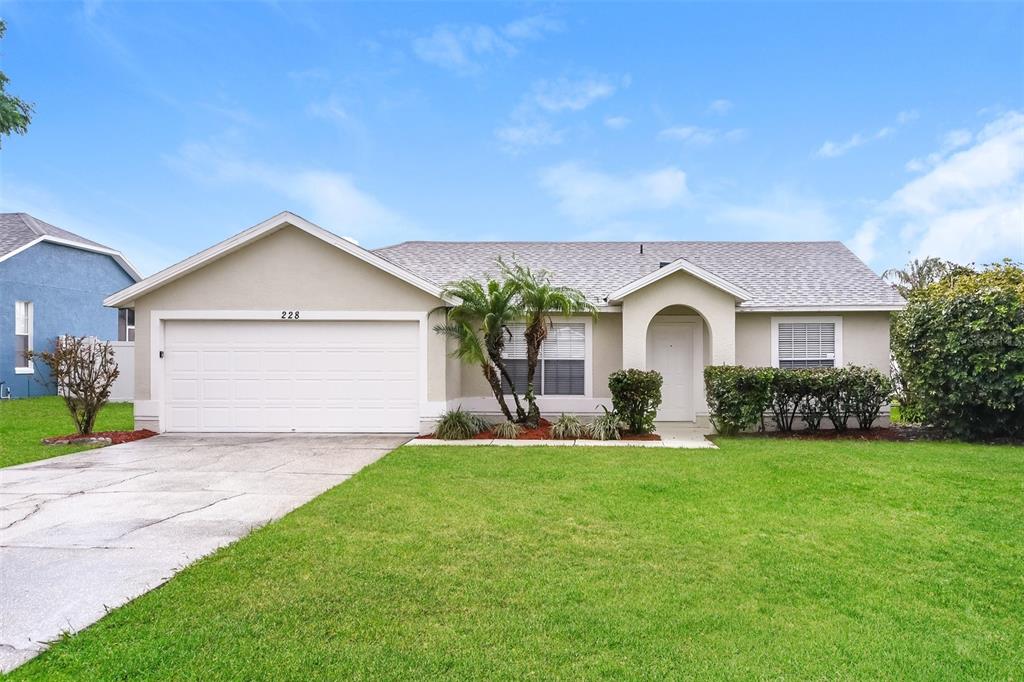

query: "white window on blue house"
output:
771 316 843 369
501 322 586 396
15 301 33 373
118 308 135 342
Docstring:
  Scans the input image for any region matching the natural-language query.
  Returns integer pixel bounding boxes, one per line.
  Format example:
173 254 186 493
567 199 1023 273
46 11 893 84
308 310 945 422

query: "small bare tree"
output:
30 336 119 435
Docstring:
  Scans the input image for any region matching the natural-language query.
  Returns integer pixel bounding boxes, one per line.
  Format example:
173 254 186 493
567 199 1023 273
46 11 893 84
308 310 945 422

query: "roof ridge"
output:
18 213 46 236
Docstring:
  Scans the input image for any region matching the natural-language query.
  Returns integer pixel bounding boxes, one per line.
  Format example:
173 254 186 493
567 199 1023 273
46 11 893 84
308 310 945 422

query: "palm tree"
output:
434 277 527 422
882 256 956 298
499 258 596 428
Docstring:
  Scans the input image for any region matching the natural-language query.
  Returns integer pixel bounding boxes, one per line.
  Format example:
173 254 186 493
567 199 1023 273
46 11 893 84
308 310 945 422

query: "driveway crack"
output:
112 492 246 540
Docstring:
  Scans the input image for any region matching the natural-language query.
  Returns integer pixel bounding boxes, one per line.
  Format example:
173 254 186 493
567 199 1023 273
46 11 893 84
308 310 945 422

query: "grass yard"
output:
11 439 1024 680
0 397 134 469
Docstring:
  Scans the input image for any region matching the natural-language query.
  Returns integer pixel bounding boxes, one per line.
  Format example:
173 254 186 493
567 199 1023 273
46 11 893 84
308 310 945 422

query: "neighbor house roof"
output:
374 240 906 311
0 212 142 281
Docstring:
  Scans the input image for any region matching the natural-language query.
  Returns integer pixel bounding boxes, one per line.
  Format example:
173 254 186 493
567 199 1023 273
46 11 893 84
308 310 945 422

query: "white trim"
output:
740 304 904 312
105 211 448 308
607 257 752 303
0 235 143 281
148 309 430 433
14 300 33 374
770 315 844 368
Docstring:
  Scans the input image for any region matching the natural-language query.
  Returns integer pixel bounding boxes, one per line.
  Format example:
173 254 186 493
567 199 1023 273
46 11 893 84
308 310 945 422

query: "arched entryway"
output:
645 305 711 422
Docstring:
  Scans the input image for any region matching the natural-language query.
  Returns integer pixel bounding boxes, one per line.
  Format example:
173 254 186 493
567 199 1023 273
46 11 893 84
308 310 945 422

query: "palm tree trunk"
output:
523 321 547 428
482 362 514 422
495 360 528 421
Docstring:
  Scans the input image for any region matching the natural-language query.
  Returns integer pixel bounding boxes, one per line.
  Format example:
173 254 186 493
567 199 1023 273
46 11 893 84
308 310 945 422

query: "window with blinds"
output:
501 322 585 395
777 321 836 369
15 301 32 371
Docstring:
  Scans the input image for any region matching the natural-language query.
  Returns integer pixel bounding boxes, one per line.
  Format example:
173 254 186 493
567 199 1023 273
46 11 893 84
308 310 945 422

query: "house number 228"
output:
281 310 300 319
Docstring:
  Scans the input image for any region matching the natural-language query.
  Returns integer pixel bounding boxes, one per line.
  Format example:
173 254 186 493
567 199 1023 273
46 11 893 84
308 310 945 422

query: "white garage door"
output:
163 319 419 433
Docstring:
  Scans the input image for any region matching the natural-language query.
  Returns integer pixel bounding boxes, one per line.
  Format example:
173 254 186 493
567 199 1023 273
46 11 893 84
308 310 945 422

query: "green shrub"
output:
586 407 622 440
608 369 663 434
703 365 772 435
796 370 828 432
705 365 893 434
892 260 1024 440
847 366 893 430
493 420 524 439
435 408 487 440
551 413 585 440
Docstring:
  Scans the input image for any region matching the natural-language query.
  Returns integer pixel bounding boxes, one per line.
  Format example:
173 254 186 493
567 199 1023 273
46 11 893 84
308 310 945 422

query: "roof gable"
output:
0 213 142 281
607 257 752 303
104 211 447 308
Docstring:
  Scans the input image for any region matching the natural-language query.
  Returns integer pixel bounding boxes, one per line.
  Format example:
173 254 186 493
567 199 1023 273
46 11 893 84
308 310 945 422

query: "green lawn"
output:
11 439 1024 680
0 397 134 469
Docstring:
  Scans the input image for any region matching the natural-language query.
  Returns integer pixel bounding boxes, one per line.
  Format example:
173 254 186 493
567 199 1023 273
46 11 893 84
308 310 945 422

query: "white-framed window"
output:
501 322 587 396
771 316 843 369
118 308 135 342
15 301 33 373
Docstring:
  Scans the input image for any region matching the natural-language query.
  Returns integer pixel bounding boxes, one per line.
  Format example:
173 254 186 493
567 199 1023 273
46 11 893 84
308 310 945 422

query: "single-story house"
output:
1 213 141 398
105 212 905 434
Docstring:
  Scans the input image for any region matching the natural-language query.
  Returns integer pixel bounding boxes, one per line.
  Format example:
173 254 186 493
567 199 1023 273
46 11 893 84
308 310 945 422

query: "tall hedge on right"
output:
891 260 1024 440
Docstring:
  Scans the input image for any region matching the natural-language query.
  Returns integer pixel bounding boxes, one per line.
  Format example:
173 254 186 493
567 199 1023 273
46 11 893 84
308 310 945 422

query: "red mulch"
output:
423 418 662 441
43 429 158 446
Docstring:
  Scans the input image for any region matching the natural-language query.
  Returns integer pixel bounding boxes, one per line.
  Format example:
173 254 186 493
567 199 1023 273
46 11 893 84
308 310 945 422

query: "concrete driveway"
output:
0 433 408 672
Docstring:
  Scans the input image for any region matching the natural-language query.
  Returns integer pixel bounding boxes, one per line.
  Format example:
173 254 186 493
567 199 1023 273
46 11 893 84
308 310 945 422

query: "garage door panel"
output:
164 319 419 433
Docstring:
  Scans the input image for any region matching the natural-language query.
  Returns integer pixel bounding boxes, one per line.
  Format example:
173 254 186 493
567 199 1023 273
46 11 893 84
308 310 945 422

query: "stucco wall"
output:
735 311 892 372
0 242 136 397
130 225 446 407
621 270 738 369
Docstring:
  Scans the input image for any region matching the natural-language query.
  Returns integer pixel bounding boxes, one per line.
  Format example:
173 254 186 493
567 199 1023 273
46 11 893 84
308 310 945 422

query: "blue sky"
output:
2 2 1022 276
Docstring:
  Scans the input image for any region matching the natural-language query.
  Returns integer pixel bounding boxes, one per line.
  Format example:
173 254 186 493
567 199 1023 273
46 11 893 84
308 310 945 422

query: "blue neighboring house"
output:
0 213 141 398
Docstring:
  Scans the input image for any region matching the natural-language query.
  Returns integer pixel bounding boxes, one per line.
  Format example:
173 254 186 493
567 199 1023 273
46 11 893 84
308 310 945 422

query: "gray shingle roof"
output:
374 240 905 309
0 212 111 258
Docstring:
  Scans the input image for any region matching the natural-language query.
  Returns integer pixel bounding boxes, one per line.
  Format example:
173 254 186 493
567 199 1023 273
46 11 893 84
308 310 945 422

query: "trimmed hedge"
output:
608 369 663 434
704 365 893 435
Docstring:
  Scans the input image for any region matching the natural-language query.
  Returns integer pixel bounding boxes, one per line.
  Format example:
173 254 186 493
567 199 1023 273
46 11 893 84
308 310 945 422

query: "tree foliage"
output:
891 260 1024 440
497 258 596 427
882 256 961 298
0 20 33 144
29 336 120 435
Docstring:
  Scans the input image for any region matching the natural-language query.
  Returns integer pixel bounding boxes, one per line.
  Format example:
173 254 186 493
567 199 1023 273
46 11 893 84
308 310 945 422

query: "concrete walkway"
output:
0 433 407 672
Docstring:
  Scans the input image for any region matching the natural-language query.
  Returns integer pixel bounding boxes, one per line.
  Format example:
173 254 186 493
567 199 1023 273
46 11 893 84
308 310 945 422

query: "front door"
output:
648 321 696 421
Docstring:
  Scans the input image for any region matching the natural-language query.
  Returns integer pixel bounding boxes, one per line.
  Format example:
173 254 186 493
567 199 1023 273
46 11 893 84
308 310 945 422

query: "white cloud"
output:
411 15 560 74
905 128 973 173
496 74 625 152
708 189 840 240
816 111 917 158
707 99 733 115
530 75 619 113
604 115 630 130
851 110 1024 266
539 162 688 223
659 125 747 145
495 120 563 153
167 141 410 243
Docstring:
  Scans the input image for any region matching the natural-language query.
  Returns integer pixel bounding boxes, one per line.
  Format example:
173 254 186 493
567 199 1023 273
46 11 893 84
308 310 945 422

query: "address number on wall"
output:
281 310 301 319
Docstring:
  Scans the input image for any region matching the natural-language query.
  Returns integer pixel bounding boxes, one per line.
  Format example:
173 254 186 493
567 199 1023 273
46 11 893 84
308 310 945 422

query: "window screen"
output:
119 308 136 342
777 322 836 369
501 322 585 395
15 301 31 369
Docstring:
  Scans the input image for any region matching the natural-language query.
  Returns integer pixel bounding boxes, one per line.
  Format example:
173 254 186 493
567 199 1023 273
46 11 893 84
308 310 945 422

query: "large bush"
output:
703 365 772 435
704 365 892 435
891 261 1024 440
608 369 663 434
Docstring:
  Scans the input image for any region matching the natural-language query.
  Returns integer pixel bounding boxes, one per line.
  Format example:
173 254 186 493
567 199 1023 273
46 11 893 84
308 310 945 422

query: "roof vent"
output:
639 243 644 255
659 261 672 268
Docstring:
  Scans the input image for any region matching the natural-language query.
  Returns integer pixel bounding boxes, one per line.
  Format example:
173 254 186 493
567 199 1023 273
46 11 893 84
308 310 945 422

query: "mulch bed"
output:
42 429 158 446
423 418 662 441
720 426 941 443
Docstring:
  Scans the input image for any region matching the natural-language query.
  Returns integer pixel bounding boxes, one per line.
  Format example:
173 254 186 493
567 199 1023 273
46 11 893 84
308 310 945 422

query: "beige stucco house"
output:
105 212 905 434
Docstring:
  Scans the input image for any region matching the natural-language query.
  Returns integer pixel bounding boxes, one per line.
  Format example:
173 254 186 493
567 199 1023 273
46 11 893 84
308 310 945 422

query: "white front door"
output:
163 319 419 433
648 321 696 421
